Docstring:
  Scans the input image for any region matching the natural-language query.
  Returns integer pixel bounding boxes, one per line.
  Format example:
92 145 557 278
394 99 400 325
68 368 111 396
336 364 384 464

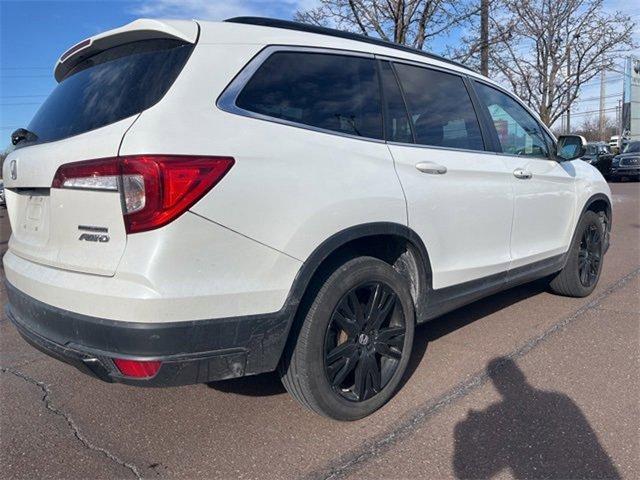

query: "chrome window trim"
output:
216 45 385 144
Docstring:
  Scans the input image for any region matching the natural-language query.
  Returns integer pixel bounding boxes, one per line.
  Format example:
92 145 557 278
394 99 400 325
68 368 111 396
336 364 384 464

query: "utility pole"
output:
618 99 623 138
565 22 571 133
599 63 606 141
480 0 489 76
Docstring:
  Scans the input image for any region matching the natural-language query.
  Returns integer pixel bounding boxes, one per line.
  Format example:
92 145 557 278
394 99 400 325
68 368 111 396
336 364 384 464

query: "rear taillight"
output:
113 358 162 378
52 155 234 234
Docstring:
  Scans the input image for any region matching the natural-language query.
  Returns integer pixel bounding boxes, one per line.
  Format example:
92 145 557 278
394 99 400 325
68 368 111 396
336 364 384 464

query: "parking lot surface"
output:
1 183 638 480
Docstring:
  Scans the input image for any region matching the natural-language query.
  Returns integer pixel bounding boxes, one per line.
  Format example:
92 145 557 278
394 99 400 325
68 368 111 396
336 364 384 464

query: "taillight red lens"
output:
52 155 234 234
121 155 234 234
113 358 162 378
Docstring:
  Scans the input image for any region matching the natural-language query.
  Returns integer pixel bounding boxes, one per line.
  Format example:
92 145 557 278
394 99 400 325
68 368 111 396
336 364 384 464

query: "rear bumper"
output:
6 281 294 386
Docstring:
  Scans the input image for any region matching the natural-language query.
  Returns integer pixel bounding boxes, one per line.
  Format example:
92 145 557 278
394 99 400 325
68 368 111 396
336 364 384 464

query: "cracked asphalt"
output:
1 182 638 480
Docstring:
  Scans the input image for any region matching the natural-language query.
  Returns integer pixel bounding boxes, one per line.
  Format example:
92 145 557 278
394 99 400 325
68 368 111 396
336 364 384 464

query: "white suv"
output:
3 17 611 420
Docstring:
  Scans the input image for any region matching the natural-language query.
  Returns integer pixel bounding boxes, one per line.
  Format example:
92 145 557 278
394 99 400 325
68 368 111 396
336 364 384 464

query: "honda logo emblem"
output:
10 160 17 180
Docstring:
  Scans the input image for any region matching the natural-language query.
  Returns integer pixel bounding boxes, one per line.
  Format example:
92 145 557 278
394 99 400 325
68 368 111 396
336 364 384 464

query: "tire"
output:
280 256 415 421
549 211 605 298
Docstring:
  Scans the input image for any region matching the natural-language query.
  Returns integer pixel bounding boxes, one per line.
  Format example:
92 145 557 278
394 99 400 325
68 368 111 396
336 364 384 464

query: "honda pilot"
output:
3 17 612 420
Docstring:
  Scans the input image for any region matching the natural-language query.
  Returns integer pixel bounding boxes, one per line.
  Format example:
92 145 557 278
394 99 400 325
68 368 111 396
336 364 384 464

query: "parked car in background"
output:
609 135 620 154
0 180 5 207
610 141 640 181
3 17 613 420
581 142 614 178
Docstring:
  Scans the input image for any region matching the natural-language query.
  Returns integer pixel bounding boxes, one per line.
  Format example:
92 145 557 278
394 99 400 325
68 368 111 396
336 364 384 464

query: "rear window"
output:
235 51 383 140
26 39 193 144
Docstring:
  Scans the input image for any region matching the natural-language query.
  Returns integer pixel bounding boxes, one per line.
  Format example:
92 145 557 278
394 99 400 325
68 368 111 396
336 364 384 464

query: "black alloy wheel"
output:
324 282 405 402
578 224 602 288
280 256 415 420
548 210 605 298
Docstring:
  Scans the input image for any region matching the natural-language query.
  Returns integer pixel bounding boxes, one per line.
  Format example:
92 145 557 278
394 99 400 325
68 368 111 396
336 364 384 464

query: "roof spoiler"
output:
54 19 199 82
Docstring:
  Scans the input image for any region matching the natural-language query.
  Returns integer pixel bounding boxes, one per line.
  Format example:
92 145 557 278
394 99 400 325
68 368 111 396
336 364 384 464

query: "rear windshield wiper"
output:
11 128 38 146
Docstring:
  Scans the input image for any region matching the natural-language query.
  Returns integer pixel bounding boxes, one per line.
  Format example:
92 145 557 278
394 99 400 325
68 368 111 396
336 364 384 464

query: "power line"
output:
575 93 621 102
1 102 42 106
0 67 50 70
0 75 51 79
565 107 618 118
580 77 624 87
0 94 48 99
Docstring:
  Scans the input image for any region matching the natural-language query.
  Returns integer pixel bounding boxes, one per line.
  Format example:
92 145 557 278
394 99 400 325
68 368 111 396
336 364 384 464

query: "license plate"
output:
25 195 45 232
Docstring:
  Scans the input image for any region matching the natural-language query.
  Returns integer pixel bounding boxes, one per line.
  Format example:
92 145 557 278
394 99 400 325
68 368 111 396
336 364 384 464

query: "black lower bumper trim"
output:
6 281 295 386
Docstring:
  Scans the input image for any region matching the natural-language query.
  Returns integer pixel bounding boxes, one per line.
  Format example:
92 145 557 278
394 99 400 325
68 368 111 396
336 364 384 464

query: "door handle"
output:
513 168 532 180
415 162 447 175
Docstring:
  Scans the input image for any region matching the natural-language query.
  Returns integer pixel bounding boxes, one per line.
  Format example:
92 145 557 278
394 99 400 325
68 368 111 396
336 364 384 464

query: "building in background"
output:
622 56 640 142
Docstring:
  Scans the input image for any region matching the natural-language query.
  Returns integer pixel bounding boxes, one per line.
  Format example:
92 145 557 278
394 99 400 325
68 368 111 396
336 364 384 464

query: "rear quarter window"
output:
235 51 383 140
26 39 193 144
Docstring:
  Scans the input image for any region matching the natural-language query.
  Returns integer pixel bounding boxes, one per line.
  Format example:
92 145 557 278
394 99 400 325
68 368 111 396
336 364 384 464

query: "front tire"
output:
549 211 605 297
280 256 415 421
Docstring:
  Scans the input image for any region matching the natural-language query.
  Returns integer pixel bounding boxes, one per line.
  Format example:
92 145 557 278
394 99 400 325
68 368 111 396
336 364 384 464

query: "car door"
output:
382 60 514 290
472 81 577 270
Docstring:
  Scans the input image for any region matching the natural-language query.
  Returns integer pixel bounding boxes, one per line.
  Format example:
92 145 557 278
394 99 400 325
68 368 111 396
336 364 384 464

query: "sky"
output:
0 0 637 150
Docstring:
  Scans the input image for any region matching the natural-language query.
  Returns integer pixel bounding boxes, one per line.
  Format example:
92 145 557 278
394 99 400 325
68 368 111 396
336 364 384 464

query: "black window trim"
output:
382 56 492 154
377 59 416 144
216 45 386 144
217 44 554 157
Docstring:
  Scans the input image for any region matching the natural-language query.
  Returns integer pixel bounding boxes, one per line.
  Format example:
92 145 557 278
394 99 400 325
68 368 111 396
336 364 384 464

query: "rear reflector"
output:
113 359 162 378
52 155 234 234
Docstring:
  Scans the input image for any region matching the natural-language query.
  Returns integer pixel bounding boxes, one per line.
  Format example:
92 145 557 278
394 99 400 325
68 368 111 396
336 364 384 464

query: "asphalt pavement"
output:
1 182 638 480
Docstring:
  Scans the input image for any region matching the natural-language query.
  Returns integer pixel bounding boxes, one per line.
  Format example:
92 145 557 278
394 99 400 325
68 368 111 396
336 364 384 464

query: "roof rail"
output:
224 16 472 73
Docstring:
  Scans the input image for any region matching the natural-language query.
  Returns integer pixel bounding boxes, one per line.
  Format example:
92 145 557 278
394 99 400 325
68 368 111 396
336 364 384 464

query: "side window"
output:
393 63 485 151
379 61 413 143
474 82 550 158
236 51 383 139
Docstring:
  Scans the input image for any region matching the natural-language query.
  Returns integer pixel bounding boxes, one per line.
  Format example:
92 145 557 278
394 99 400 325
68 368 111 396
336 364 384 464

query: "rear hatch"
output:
3 19 198 276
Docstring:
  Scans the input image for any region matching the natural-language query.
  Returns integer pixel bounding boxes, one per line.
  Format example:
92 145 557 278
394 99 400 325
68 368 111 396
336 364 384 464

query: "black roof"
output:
224 16 471 73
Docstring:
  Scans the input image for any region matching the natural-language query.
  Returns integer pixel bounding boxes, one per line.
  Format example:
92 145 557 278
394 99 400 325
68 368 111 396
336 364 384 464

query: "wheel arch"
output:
277 223 433 366
580 193 612 252
287 222 432 312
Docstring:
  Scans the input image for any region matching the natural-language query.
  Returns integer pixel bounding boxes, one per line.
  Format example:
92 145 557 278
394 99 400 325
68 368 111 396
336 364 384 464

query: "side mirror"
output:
556 135 587 161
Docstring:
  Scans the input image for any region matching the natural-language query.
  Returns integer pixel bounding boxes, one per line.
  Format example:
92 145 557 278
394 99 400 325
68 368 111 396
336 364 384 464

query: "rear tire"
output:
549 211 605 297
280 256 415 421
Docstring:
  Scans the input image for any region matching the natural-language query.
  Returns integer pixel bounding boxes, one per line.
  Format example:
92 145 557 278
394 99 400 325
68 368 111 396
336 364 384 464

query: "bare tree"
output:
295 0 478 50
574 114 617 142
487 0 635 127
448 1 515 72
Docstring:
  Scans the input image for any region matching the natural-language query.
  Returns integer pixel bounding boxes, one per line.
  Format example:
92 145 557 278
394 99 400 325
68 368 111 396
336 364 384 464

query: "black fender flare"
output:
573 193 612 254
285 222 433 307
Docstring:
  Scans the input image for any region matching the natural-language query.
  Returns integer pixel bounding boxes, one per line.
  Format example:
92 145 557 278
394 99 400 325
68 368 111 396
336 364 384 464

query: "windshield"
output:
623 141 640 154
24 39 193 145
